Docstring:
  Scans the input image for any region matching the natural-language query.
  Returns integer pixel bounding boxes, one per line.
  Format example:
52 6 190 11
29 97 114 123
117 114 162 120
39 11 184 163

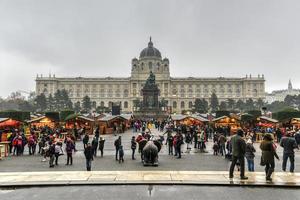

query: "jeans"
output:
168 145 173 155
132 148 135 159
219 144 226 156
49 155 55 167
229 156 245 177
86 159 92 171
115 148 119 160
282 153 295 172
247 158 255 172
67 153 73 165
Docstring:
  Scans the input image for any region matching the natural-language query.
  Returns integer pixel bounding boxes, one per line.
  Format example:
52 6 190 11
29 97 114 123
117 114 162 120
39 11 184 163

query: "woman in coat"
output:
260 133 280 181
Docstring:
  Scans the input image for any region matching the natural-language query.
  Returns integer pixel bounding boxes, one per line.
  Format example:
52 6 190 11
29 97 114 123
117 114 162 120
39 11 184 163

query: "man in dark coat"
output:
98 137 105 157
229 129 248 179
280 132 299 173
114 136 122 161
84 143 94 171
131 136 137 160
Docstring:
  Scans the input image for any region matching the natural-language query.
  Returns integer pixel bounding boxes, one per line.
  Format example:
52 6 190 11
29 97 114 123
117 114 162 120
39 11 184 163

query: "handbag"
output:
260 156 266 166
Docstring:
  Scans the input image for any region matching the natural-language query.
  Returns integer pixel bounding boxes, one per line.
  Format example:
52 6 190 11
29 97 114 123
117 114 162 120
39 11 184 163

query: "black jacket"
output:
84 146 94 160
280 137 298 154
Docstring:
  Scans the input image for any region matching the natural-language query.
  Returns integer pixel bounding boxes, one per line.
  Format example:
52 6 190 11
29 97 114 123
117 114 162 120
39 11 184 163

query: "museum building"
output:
36 38 265 113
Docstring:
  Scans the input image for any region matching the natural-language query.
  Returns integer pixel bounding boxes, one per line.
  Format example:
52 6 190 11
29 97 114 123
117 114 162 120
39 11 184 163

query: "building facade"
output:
266 80 300 103
36 38 265 113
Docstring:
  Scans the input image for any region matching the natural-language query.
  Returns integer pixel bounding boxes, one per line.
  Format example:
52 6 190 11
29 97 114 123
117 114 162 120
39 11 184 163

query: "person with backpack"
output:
28 134 37 155
114 136 121 161
65 138 75 165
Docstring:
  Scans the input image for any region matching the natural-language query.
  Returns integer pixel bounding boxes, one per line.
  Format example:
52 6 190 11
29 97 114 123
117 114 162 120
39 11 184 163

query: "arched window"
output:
173 101 177 108
124 101 128 108
100 101 105 107
108 101 113 108
181 101 185 109
92 101 96 108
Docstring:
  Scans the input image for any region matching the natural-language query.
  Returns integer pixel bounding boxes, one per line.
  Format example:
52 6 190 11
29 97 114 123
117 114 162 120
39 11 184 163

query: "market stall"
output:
291 118 300 129
27 116 57 129
98 115 132 134
213 115 241 135
171 114 209 126
65 114 95 135
0 118 21 141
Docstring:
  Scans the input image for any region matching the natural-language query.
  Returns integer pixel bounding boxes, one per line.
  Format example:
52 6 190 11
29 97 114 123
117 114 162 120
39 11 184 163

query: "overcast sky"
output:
1 0 300 98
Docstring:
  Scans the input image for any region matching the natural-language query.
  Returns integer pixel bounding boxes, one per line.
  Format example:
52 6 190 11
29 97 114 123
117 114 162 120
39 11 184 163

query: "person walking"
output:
65 138 75 165
131 136 137 160
119 145 124 163
98 137 105 157
83 133 89 149
176 133 184 159
218 134 227 156
229 130 248 180
48 142 55 168
245 139 256 172
91 137 99 157
84 143 94 171
167 133 174 155
114 136 121 161
54 142 63 165
280 132 298 173
260 133 280 181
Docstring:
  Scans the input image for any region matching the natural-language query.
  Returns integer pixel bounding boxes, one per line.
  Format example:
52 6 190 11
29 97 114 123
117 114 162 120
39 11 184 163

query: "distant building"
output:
36 38 265 113
266 80 300 103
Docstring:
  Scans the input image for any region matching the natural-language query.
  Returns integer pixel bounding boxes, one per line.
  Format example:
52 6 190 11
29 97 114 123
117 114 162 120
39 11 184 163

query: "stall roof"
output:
99 115 129 122
259 116 278 123
212 116 229 122
27 116 47 123
171 114 209 122
65 114 95 122
0 118 9 123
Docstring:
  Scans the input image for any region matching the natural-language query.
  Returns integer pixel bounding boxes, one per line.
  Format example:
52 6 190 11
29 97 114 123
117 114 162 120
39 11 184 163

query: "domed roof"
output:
139 37 162 59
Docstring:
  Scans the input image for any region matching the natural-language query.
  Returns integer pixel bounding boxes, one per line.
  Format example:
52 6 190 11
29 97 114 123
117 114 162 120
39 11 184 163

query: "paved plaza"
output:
0 128 299 173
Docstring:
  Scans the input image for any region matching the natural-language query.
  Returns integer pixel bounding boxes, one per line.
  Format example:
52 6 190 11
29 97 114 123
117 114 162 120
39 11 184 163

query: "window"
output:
124 101 128 108
108 89 113 97
188 101 193 109
123 89 129 97
173 101 177 108
181 101 185 109
92 101 96 108
100 101 105 107
100 89 105 97
149 62 152 71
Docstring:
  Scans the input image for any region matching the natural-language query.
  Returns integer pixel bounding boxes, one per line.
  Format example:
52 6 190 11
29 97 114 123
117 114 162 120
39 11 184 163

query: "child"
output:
213 141 219 156
119 145 124 163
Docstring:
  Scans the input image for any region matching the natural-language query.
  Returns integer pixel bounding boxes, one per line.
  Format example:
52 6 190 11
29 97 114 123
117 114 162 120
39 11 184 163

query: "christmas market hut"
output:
64 114 95 134
171 114 209 126
98 114 132 134
212 115 241 134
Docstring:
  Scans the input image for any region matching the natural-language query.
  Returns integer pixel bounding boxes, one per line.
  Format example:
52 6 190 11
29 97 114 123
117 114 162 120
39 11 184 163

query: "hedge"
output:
60 110 75 121
0 110 30 121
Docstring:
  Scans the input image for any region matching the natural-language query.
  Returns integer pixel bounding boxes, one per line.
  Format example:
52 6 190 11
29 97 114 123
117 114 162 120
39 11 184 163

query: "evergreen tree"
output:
219 101 227 110
245 98 255 111
255 98 264 110
227 98 235 110
61 89 71 109
74 101 81 113
35 93 47 112
193 98 208 113
82 95 92 113
47 94 55 111
54 89 62 110
210 92 219 112
235 99 245 112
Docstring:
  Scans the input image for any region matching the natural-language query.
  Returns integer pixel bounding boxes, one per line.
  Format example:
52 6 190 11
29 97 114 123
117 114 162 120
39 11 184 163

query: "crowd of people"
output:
1 120 300 181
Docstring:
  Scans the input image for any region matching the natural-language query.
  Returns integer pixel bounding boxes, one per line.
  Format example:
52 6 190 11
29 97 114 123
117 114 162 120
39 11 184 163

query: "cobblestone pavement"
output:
0 128 299 172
